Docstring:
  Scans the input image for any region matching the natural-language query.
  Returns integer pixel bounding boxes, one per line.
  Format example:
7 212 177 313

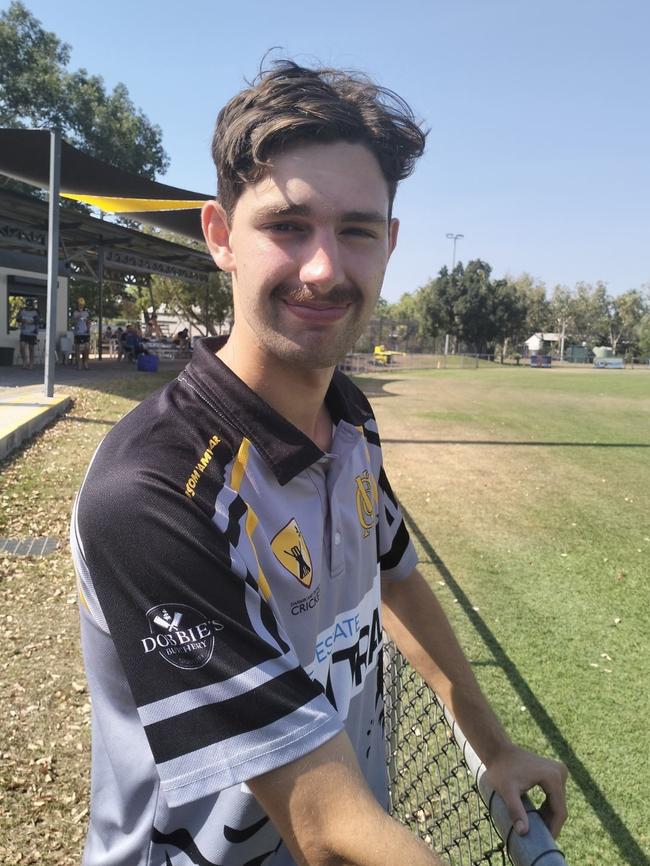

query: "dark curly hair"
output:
212 60 427 219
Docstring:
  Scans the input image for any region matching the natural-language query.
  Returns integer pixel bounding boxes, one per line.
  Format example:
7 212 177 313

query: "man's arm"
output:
381 568 568 838
249 730 445 866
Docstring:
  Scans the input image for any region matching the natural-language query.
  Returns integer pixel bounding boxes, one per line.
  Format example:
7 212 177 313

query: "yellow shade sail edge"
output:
61 193 210 213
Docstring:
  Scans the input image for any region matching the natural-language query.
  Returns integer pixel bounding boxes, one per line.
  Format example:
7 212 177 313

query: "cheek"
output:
235 238 296 284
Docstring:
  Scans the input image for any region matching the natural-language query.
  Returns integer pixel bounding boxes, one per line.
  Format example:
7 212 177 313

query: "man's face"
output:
203 141 398 370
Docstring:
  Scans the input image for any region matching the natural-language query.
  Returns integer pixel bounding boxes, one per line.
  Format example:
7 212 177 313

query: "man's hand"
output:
484 744 568 838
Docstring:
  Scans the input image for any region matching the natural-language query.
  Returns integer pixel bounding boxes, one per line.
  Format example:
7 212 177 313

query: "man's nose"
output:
299 231 345 291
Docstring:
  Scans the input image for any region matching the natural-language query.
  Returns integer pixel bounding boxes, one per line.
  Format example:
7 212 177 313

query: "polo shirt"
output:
71 336 418 866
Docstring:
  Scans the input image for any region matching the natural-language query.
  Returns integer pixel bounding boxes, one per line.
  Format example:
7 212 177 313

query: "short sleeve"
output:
72 465 342 807
376 463 419 581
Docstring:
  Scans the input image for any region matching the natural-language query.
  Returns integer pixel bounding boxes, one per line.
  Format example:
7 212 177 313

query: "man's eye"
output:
342 227 376 238
265 222 302 233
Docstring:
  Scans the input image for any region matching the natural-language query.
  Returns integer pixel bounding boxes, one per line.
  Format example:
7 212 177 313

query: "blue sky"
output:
8 0 650 302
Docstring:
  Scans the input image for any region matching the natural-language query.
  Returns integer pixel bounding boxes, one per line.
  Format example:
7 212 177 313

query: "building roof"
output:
524 332 560 347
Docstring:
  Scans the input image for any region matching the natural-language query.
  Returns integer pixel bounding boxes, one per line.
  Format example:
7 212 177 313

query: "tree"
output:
636 312 650 360
606 289 647 354
549 285 574 360
421 260 526 357
491 278 529 362
509 273 551 337
150 270 232 336
384 288 430 350
571 281 610 346
453 260 498 354
0 1 168 179
420 264 461 346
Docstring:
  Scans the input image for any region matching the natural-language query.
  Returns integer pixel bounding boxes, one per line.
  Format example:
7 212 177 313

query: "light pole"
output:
446 232 464 272
443 233 463 359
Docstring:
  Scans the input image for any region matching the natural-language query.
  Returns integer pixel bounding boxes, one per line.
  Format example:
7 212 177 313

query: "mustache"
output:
272 283 363 306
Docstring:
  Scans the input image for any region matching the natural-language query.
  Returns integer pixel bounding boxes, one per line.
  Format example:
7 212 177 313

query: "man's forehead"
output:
240 141 391 218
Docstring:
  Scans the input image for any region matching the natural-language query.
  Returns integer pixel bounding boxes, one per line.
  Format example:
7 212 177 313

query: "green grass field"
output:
359 365 650 866
1 364 648 865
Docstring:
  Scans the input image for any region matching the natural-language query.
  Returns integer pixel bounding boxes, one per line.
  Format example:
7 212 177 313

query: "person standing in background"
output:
72 296 92 370
16 297 40 369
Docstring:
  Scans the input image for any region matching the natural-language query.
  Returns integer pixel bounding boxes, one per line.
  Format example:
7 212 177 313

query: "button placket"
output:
327 456 348 580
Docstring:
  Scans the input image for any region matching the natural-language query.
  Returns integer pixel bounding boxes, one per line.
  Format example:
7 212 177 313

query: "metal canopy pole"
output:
44 128 61 398
97 245 104 360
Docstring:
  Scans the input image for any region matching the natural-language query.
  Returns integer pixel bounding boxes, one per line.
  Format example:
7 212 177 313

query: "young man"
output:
71 62 567 866
73 296 91 370
16 297 40 369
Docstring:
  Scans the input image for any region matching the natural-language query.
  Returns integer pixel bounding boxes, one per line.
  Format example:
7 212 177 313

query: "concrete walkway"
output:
0 358 187 462
0 384 72 461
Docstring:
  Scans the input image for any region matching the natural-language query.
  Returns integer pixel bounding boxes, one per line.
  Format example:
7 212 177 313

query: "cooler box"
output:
0 346 15 366
137 353 158 372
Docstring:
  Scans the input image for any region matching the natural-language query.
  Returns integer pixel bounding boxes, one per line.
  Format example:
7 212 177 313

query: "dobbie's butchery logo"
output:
142 604 224 670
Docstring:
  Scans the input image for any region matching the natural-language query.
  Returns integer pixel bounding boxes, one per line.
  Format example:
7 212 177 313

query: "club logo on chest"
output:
355 469 377 538
271 518 313 588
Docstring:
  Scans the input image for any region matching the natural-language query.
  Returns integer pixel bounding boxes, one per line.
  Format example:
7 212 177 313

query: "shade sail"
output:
0 128 212 241
0 187 214 285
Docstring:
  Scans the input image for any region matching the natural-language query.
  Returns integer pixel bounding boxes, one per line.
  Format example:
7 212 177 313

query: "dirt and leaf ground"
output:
0 372 181 865
1 364 648 865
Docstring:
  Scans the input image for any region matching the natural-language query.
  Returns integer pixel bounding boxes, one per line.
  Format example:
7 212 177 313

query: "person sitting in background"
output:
116 327 126 361
123 323 145 363
109 328 119 359
145 314 164 340
103 325 117 358
172 327 190 350
16 297 40 369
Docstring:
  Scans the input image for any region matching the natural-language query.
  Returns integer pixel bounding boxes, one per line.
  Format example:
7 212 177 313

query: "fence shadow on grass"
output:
400 504 649 866
383 439 650 449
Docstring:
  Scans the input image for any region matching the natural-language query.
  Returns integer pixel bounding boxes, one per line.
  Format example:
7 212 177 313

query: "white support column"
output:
44 128 61 398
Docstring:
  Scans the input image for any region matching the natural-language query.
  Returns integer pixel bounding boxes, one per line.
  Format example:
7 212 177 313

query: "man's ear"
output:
201 200 236 272
388 217 400 259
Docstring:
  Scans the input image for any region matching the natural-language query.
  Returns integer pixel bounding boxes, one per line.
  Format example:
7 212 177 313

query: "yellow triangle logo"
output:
271 518 313 588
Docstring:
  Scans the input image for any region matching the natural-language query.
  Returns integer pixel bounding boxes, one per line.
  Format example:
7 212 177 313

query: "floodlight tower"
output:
443 233 464 359
446 232 464 271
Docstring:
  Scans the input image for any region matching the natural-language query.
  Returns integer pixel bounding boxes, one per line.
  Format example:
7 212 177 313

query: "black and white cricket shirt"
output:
71 336 418 866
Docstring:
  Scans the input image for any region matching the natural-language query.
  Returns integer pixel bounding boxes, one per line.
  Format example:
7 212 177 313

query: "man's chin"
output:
267 334 350 370
280 346 347 370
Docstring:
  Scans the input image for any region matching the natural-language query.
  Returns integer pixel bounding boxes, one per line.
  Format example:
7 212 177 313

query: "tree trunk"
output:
559 319 567 360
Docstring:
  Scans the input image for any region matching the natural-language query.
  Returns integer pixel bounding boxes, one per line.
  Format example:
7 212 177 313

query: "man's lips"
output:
282 298 352 323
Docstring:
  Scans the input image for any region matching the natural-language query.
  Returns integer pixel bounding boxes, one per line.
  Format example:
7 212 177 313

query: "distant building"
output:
523 332 560 356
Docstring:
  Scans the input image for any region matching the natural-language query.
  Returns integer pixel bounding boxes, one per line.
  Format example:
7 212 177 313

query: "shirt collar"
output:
181 337 372 486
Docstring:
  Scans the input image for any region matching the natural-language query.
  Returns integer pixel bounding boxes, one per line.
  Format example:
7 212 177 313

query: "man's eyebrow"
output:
339 210 388 225
253 203 310 219
254 203 388 224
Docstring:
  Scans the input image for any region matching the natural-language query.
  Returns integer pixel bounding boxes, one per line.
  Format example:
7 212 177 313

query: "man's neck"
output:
216 334 335 452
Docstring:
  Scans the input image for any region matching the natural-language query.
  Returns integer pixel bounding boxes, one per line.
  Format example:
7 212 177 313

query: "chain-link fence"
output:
383 642 568 866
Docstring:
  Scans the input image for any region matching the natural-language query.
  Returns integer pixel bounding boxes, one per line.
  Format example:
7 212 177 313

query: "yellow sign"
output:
271 519 313 588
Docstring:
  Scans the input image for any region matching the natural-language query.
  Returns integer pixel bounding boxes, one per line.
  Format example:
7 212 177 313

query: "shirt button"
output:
334 532 341 546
